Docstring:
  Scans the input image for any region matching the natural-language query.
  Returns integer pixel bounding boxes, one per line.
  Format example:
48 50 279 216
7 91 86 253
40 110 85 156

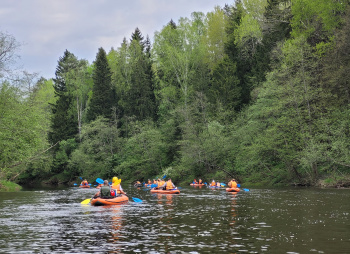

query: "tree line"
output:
1 0 350 187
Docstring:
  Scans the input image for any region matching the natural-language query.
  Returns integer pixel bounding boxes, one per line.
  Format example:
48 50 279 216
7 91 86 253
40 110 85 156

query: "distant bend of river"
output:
0 185 349 253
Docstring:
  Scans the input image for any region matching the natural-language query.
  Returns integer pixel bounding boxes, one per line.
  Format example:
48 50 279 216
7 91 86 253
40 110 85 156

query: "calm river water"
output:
0 185 349 253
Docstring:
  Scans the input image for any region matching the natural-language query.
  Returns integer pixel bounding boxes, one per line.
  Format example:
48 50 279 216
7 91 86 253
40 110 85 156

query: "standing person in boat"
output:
193 179 198 184
111 176 126 195
94 180 113 198
228 179 238 188
198 179 203 184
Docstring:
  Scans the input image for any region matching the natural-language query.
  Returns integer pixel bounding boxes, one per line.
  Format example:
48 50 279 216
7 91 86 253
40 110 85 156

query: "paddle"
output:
162 175 166 179
81 197 92 205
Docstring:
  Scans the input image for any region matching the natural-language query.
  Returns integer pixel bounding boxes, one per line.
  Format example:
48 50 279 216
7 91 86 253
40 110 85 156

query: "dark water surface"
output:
0 185 349 253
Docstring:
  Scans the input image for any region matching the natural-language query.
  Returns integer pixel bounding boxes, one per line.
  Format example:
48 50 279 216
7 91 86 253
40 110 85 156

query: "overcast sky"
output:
1 0 231 79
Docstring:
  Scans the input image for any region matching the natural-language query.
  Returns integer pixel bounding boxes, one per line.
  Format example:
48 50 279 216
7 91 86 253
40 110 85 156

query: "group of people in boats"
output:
143 178 176 190
190 178 238 188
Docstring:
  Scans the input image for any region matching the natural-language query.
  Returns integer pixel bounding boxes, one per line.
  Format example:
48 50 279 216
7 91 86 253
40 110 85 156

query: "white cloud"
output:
0 0 231 79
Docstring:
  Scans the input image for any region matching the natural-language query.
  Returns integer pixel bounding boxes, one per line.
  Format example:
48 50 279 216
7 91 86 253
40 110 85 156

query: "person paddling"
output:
228 179 238 188
94 180 113 198
111 176 126 195
160 179 176 190
81 179 89 186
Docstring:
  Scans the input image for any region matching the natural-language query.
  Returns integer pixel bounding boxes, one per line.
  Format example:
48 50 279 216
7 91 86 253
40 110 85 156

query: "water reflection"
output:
0 187 350 253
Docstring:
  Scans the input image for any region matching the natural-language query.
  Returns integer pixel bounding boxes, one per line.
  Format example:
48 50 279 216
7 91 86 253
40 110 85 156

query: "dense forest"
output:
1 0 350 188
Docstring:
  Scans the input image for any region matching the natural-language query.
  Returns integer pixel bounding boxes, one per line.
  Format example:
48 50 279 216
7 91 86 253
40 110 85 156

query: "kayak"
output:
90 195 129 206
190 183 205 186
226 187 240 192
150 188 180 194
79 185 90 188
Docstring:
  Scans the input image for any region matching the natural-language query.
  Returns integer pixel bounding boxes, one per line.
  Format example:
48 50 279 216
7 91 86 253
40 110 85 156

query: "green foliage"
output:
87 47 115 121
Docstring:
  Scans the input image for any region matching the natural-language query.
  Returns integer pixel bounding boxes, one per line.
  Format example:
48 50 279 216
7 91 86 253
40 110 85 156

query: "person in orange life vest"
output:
193 179 198 184
160 179 175 190
210 180 216 186
198 179 203 184
81 179 88 186
159 179 165 187
228 179 238 188
111 176 126 195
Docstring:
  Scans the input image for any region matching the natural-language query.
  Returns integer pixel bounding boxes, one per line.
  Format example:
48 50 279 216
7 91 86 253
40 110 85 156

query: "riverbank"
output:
0 180 22 192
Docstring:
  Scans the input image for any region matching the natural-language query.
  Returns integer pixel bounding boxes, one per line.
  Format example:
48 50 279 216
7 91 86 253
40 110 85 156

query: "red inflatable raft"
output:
150 188 180 194
225 187 240 192
90 195 129 206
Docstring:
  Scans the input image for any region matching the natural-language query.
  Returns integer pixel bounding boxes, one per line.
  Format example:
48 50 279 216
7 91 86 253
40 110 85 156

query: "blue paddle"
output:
131 197 142 203
73 183 77 186
243 188 250 192
162 175 166 179
96 178 104 184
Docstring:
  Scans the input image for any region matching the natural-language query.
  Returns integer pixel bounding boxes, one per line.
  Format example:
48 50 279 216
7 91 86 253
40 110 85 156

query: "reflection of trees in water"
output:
155 194 174 253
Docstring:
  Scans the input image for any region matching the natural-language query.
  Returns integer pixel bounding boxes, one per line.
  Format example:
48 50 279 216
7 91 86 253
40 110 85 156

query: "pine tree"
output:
87 47 115 121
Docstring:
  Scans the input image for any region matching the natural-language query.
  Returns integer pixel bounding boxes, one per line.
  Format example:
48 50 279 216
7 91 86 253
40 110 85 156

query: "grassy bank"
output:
0 180 22 192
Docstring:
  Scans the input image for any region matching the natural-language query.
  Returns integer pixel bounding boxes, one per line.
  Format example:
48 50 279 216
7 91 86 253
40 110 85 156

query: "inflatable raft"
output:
150 188 180 194
190 183 205 186
226 187 240 192
90 195 129 206
79 185 90 188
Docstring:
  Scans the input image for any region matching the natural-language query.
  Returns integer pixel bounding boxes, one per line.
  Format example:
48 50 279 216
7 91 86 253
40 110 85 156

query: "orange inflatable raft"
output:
150 188 180 194
190 183 205 186
90 195 129 206
79 185 90 188
225 187 240 192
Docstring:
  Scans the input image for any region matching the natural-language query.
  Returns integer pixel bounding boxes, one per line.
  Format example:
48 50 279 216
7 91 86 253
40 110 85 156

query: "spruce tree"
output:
87 47 115 121
48 50 79 146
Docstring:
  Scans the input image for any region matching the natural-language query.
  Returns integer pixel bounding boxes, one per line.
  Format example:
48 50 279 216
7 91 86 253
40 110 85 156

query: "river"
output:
0 185 349 253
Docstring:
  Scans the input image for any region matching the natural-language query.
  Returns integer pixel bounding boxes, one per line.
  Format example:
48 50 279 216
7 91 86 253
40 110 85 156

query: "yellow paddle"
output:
81 198 92 204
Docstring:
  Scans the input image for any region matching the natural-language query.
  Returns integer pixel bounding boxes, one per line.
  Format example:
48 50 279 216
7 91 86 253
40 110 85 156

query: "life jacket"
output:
211 181 216 186
112 184 122 194
158 180 165 187
229 181 237 188
81 180 88 186
100 185 112 197
166 181 174 190
199 179 202 184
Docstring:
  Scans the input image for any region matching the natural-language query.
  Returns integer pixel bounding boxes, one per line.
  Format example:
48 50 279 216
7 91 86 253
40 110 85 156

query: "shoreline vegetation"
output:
1 174 350 192
1 1 350 189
